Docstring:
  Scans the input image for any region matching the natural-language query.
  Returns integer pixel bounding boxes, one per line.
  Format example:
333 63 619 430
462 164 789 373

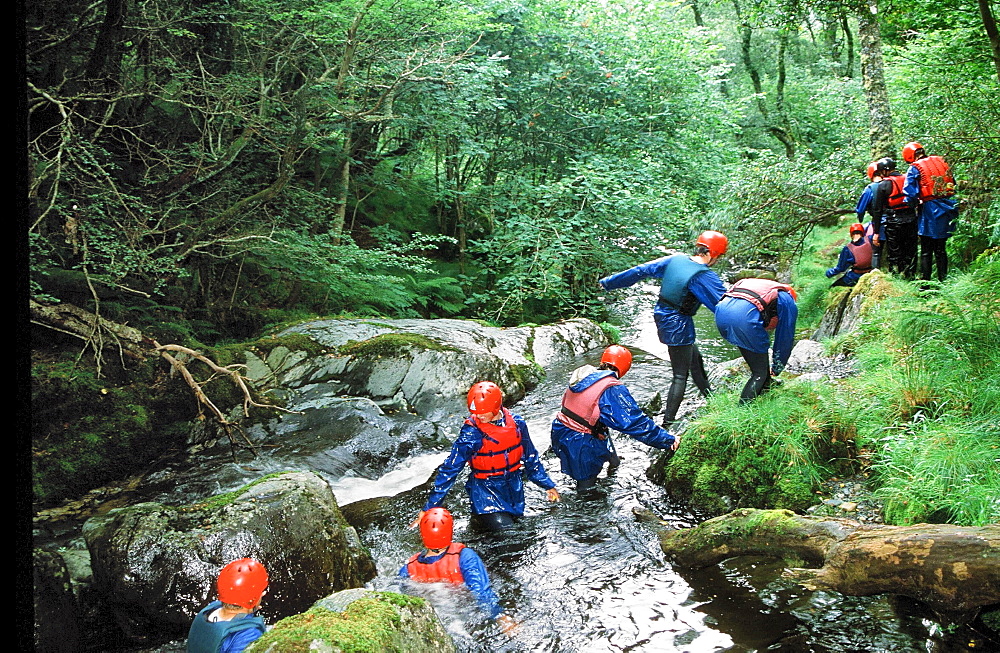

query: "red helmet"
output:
866 162 877 180
467 381 502 415
217 558 268 610
696 230 728 258
420 507 453 549
902 141 924 164
850 222 865 235
600 345 632 378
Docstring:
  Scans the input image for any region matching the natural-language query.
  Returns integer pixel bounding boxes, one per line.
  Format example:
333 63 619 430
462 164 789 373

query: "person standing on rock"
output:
414 381 559 532
400 508 516 633
598 231 728 430
901 141 958 282
187 558 269 653
550 345 679 492
871 157 918 279
714 278 798 403
825 222 875 287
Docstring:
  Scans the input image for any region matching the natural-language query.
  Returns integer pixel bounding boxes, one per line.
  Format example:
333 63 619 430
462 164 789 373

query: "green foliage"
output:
656 383 858 514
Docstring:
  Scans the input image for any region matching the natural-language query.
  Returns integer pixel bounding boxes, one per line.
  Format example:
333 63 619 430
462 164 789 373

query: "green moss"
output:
510 362 545 391
179 472 295 512
598 322 621 344
251 595 421 653
337 333 457 358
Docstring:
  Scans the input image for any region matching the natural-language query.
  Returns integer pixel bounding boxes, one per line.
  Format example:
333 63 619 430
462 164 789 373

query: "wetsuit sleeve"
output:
688 270 726 312
903 165 921 209
771 292 798 374
399 563 410 578
598 385 675 449
459 547 504 619
826 246 854 277
514 416 556 490
423 425 483 511
855 185 874 220
221 627 264 653
870 179 891 230
599 257 670 290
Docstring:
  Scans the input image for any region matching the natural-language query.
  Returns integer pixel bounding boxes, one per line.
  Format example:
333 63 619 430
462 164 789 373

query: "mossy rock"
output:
337 333 457 358
251 589 455 653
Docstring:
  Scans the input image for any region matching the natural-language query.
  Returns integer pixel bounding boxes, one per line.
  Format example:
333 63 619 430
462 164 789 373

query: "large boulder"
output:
248 318 609 422
813 270 897 340
250 588 456 653
82 471 376 645
33 549 82 653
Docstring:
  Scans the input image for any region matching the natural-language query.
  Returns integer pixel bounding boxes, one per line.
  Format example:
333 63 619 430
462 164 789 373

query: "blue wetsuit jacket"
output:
424 414 555 516
550 370 675 481
600 256 726 346
187 601 265 653
714 291 798 374
399 546 503 618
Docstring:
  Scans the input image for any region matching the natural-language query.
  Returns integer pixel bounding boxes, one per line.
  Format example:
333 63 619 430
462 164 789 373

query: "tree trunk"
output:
978 0 1000 83
857 1 894 159
658 508 1000 618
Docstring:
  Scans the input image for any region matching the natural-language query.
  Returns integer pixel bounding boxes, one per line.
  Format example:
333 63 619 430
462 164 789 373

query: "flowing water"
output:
38 285 997 652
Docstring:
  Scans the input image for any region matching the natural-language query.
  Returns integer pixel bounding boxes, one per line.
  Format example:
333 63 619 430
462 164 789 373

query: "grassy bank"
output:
656 225 999 526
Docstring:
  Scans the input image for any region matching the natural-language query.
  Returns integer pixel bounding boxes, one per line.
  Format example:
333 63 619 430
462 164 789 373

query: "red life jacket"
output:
912 156 955 200
556 374 621 438
467 408 523 479
406 542 465 583
849 238 873 274
723 279 793 331
885 173 908 209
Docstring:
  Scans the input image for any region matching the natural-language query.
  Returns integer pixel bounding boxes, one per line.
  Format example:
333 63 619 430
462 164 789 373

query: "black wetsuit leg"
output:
738 348 772 404
690 344 712 398
920 235 948 281
663 344 694 427
472 512 516 532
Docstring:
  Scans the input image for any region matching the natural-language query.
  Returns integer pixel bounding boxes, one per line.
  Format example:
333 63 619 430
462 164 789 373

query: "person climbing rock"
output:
714 278 798 403
825 222 874 287
401 508 517 633
187 558 269 653
902 141 958 282
598 231 727 429
550 345 679 492
871 157 917 279
414 381 559 532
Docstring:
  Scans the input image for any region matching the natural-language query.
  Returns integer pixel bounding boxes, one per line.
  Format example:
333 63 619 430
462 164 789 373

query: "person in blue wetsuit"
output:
551 345 679 492
902 141 959 282
187 558 268 653
414 381 559 532
599 230 728 429
826 222 875 287
714 278 798 403
400 508 516 633
857 161 883 268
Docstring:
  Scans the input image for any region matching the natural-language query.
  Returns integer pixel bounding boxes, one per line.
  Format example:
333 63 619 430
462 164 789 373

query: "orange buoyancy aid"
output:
849 238 873 273
467 408 523 479
885 173 909 210
723 278 794 331
406 542 466 583
913 156 955 200
556 374 621 437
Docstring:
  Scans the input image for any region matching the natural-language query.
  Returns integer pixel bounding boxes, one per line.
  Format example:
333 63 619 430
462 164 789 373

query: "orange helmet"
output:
467 381 502 415
850 222 865 235
696 230 728 258
420 508 454 549
902 141 924 164
217 558 268 610
600 345 632 378
866 162 877 180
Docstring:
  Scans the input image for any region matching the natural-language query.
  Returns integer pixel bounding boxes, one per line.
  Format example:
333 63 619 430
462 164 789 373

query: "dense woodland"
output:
27 0 1000 507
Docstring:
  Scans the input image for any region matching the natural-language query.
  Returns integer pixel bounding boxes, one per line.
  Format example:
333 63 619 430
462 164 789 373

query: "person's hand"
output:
872 234 880 246
546 488 560 502
670 434 681 451
497 614 519 636
409 510 426 529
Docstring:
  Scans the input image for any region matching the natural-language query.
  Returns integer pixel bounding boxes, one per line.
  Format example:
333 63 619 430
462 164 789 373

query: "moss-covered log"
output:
659 509 1000 616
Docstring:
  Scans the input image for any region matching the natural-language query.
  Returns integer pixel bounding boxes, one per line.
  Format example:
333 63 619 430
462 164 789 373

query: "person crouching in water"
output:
825 222 874 287
714 279 798 403
401 508 516 633
187 558 268 653
414 381 560 533
550 345 679 492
